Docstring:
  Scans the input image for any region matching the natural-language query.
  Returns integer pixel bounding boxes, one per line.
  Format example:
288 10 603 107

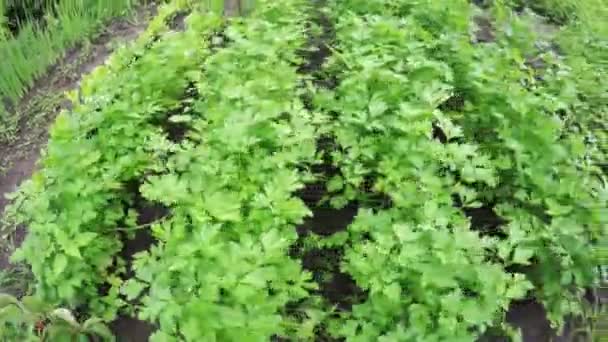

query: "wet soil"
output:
298 206 357 237
110 316 157 342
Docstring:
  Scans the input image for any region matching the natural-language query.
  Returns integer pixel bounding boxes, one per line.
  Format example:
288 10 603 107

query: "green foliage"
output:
330 210 531 341
0 0 137 140
442 7 604 324
131 0 326 339
5 0 605 340
508 0 607 24
9 2 221 321
0 293 113 341
499 0 607 170
313 0 605 339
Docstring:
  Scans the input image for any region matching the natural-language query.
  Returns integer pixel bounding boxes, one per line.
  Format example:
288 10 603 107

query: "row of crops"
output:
1 0 606 340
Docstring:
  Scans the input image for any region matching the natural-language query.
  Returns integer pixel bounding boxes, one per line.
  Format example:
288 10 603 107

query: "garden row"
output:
1 0 223 339
308 0 605 340
2 0 606 341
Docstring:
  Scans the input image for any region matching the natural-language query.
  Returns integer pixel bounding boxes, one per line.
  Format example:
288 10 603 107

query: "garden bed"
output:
0 0 605 341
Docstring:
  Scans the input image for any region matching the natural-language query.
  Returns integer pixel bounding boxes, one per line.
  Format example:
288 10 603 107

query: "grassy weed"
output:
0 0 136 140
0 0 7 39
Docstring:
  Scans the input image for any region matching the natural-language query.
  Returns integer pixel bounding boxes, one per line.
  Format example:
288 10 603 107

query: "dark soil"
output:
167 10 190 32
1 1 603 340
119 203 166 263
293 0 369 339
110 316 156 342
301 247 364 312
150 96 198 144
106 180 169 341
297 206 357 237
297 0 335 84
505 300 587 342
292 1 602 341
293 0 360 323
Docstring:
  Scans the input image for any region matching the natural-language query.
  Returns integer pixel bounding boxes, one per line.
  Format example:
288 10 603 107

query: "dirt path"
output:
0 4 156 270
